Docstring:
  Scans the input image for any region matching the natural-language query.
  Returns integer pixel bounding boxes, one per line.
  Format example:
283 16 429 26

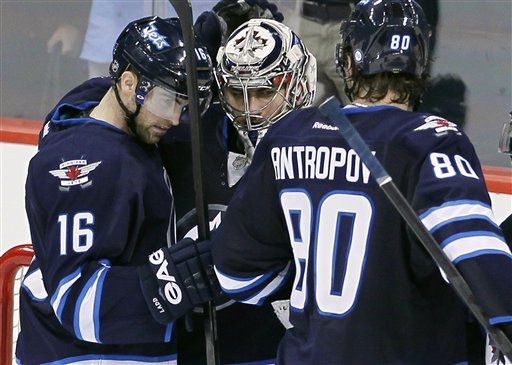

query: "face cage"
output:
498 113 512 155
217 71 297 132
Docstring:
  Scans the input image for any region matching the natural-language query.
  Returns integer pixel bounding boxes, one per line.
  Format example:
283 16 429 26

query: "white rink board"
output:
1 142 37 254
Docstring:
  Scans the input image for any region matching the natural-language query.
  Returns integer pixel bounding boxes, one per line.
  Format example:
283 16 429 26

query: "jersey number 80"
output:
280 190 373 316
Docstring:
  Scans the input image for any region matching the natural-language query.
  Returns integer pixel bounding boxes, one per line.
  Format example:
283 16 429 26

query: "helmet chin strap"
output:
112 81 142 137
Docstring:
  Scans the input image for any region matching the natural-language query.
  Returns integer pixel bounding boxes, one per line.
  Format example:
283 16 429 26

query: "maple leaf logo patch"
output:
49 159 101 187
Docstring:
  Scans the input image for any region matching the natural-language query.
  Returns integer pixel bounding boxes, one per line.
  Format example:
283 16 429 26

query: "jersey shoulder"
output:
30 116 149 204
394 110 469 150
44 77 111 123
264 106 327 142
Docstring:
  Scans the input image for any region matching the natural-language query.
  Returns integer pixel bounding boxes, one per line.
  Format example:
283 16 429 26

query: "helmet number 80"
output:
390 35 411 51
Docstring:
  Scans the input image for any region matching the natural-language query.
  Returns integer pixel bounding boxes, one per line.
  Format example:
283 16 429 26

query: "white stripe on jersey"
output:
420 200 497 232
75 266 108 343
242 262 292 305
214 267 266 292
442 234 511 263
22 268 48 301
50 268 82 322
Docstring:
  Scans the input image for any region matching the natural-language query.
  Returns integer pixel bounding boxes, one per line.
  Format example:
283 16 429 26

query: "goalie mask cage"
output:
0 244 33 365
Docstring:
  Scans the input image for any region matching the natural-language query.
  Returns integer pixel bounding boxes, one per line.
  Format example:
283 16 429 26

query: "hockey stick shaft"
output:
166 2 219 364
319 96 512 357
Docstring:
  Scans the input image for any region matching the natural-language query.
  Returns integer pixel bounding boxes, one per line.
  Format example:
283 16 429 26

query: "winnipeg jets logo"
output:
414 116 460 135
225 25 275 66
49 159 101 187
141 24 169 50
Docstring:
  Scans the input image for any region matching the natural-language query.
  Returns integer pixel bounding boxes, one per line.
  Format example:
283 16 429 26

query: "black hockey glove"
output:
194 0 284 64
139 238 222 324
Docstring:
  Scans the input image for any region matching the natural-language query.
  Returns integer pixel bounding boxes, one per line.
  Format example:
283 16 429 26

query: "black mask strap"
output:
112 80 141 136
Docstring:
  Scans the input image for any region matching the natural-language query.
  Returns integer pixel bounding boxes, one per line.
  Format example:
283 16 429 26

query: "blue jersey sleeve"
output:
212 137 293 305
23 128 175 345
405 119 512 327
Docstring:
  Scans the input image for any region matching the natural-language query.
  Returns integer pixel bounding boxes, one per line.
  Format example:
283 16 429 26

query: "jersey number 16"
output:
58 212 94 255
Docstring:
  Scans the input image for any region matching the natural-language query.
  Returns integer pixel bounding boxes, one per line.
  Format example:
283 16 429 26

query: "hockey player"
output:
498 112 512 243
159 19 316 364
16 17 218 365
206 0 512 363
487 112 512 364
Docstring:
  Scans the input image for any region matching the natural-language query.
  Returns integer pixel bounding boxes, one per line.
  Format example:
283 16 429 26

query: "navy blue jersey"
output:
159 105 288 364
16 79 177 364
212 105 512 364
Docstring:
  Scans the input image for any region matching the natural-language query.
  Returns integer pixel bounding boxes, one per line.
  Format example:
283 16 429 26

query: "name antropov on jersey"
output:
271 145 372 183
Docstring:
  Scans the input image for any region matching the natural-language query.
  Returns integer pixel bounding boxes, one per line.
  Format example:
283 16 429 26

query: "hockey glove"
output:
139 238 222 324
194 0 284 64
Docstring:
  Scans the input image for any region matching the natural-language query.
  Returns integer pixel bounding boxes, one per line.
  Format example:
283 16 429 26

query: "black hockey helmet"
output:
336 0 431 78
110 16 213 117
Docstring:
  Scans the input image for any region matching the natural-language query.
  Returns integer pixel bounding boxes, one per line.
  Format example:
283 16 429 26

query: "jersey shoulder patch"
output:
48 159 102 188
413 115 461 135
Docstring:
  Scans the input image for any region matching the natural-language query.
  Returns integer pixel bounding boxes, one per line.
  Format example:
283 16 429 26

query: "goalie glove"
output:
194 0 284 64
138 238 222 324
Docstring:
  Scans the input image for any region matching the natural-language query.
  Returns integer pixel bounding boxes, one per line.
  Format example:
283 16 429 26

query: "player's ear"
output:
346 54 355 77
119 71 137 94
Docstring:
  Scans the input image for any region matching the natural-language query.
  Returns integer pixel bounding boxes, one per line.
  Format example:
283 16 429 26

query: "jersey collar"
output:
342 104 402 115
50 101 120 131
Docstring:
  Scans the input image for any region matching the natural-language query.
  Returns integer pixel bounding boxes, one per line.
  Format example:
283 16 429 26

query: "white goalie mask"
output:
215 19 317 132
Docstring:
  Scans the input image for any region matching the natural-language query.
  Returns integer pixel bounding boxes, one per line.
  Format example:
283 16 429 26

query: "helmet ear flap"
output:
297 51 317 106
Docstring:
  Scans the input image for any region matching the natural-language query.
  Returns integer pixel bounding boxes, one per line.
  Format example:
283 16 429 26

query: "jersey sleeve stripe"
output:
489 316 512 325
21 268 48 301
50 267 82 323
164 322 174 343
420 201 497 232
451 250 512 264
439 231 507 248
420 200 492 220
241 262 292 305
442 235 511 263
73 265 109 343
213 267 274 293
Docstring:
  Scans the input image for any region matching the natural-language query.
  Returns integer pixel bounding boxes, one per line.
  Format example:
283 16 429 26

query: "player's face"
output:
134 103 182 144
224 86 286 128
118 73 184 144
